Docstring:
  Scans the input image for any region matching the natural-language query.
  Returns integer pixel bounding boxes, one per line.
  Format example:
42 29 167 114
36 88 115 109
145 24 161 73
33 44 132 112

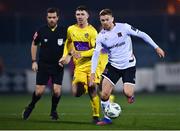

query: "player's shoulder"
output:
96 30 106 42
87 24 98 35
115 22 131 28
88 24 97 30
67 24 77 31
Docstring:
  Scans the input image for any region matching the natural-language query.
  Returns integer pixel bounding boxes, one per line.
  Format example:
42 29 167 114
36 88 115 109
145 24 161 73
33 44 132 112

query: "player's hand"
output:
59 55 72 67
32 62 38 72
73 52 81 59
156 47 165 58
89 73 95 87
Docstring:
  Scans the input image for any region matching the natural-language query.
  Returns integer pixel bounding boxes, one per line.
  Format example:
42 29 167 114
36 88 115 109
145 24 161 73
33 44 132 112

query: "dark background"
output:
0 0 179 69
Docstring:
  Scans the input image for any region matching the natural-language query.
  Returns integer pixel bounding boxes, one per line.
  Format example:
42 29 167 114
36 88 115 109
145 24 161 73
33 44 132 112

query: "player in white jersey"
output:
90 9 165 125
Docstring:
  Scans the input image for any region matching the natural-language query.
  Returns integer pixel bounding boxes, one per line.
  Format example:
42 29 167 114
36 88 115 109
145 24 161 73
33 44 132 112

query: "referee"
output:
22 8 66 120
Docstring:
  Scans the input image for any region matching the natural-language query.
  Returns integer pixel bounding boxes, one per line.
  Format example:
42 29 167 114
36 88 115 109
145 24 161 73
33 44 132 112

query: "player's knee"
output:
53 89 61 96
53 86 61 96
35 86 45 96
75 82 85 97
101 91 110 100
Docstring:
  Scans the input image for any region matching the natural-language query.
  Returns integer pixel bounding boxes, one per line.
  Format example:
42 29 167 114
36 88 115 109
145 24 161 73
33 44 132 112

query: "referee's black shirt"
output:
33 25 66 65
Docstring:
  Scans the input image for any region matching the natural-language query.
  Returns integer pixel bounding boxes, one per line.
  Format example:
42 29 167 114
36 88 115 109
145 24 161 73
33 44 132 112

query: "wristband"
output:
32 60 36 63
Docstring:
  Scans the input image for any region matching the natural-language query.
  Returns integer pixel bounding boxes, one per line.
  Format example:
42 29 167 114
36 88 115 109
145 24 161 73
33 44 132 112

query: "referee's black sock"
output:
29 91 41 107
51 94 61 113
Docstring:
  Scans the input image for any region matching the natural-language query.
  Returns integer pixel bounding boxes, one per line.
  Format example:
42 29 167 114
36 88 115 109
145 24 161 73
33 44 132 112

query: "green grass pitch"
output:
0 93 180 130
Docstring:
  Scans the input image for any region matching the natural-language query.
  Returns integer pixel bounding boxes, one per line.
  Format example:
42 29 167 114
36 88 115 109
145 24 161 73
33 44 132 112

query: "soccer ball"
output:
104 103 121 119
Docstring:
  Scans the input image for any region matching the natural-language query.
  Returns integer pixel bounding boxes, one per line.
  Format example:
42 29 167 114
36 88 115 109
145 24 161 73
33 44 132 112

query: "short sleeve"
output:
33 30 40 45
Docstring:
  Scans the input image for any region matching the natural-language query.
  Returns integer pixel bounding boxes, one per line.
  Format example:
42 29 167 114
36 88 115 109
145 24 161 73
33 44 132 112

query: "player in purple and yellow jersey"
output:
59 5 105 124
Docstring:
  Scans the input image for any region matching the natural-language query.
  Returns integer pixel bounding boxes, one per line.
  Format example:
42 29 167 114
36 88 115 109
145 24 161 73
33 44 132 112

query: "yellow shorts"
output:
72 67 101 93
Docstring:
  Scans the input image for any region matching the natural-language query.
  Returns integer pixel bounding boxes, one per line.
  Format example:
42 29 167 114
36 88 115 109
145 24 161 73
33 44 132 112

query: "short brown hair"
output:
47 7 60 17
99 8 113 16
76 5 89 14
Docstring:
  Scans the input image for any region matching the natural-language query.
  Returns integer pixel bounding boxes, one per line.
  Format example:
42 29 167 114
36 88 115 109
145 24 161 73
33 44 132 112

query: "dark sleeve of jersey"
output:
33 30 40 45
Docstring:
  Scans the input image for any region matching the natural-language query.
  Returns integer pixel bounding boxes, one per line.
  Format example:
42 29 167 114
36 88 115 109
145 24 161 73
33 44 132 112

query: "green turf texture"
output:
0 93 180 130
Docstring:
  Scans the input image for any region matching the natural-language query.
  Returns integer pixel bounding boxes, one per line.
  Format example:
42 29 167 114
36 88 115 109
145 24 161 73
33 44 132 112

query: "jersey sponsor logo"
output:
84 33 89 38
33 32 38 40
57 38 63 46
107 42 125 50
74 41 90 51
117 32 122 37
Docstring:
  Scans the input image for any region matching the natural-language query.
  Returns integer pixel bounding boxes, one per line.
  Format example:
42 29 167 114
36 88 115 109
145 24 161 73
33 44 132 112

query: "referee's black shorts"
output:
36 63 64 85
102 63 136 86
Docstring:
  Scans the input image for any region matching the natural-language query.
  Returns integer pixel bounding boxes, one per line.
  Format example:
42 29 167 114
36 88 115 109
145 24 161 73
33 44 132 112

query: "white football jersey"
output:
91 23 159 72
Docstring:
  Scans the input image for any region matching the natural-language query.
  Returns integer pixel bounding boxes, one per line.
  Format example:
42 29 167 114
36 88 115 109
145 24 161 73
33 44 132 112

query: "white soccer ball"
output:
104 103 122 119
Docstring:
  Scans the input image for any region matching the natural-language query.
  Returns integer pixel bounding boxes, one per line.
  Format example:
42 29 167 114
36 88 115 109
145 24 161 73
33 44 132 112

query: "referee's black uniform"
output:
33 25 66 85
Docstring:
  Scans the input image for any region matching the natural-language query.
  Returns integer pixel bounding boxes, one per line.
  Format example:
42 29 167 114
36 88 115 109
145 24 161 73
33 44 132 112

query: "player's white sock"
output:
101 99 111 120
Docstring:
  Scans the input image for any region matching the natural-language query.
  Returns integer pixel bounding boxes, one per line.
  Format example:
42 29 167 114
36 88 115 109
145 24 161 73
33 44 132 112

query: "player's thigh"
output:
122 66 136 95
102 63 121 85
87 68 101 84
73 70 88 92
122 66 136 84
73 70 88 85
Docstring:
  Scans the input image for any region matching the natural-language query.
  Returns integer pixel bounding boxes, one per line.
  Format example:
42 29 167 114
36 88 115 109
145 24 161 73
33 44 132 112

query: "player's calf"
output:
88 85 97 98
123 87 135 104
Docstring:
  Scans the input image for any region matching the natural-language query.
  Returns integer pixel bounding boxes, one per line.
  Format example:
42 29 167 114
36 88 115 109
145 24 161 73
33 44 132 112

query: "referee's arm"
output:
31 40 38 72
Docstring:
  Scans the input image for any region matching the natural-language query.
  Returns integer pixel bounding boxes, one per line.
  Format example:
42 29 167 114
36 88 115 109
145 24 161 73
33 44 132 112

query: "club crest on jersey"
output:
44 39 48 42
84 33 89 38
117 32 122 37
57 38 63 46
